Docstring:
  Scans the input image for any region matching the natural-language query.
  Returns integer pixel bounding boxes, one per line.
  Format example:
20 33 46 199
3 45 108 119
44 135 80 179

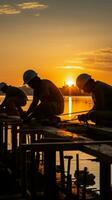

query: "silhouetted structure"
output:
0 85 90 96
59 84 90 96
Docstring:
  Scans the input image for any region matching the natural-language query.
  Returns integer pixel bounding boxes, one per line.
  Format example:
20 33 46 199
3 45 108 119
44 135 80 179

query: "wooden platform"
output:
0 117 112 200
61 121 112 139
88 125 112 139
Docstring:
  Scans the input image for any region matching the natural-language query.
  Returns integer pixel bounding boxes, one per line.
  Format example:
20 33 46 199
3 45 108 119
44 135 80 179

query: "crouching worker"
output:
76 73 112 126
0 82 27 119
23 69 64 122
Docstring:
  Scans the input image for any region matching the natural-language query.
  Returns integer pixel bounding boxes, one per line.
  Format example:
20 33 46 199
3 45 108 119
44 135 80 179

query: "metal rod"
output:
76 153 80 200
82 167 88 200
59 110 89 116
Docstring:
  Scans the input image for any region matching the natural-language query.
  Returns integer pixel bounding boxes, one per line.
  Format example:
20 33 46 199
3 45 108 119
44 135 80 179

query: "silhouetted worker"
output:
23 69 64 121
0 82 27 119
76 73 112 126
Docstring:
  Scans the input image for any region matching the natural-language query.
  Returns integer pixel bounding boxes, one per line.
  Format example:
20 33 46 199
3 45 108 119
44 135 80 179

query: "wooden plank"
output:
89 125 112 139
62 121 112 139
19 125 78 138
20 140 112 161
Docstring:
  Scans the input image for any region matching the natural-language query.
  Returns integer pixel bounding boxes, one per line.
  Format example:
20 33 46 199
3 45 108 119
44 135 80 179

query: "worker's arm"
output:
78 89 105 122
26 91 39 116
78 114 89 122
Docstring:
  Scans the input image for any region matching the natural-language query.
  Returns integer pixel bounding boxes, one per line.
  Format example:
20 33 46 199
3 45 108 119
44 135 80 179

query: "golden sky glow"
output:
0 0 112 87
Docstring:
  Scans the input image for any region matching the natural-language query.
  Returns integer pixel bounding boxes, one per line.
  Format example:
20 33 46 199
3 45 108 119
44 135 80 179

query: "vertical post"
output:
100 161 111 200
65 155 73 178
11 124 17 154
82 167 87 200
76 153 80 200
19 127 26 145
4 122 8 156
64 155 73 194
59 149 65 189
20 145 27 197
44 147 57 200
30 147 37 199
11 124 18 176
0 122 3 156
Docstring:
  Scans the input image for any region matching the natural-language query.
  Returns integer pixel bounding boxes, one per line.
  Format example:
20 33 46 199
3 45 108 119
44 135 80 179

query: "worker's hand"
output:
22 115 31 123
21 111 28 119
22 112 33 123
78 114 88 122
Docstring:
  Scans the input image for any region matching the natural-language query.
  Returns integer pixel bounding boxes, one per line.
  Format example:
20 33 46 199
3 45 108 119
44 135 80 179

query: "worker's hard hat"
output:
76 73 91 89
0 82 7 90
23 69 37 84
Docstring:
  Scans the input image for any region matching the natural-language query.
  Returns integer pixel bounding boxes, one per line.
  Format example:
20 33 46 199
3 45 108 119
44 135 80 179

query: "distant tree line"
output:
0 85 90 96
59 85 90 96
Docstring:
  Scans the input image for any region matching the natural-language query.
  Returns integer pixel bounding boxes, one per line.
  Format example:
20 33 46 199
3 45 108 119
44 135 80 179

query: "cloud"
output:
57 66 84 70
99 48 112 54
67 48 112 72
18 2 48 10
0 5 20 15
0 1 48 15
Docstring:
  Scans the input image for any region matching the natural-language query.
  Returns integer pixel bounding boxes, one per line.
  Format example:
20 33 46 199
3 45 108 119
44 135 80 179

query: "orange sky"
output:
0 0 112 87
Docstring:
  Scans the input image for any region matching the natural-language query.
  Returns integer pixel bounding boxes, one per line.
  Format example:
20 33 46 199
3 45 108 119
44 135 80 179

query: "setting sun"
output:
66 79 75 87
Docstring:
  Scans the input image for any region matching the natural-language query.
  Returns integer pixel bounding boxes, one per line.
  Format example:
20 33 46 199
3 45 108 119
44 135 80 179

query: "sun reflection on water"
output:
68 96 72 117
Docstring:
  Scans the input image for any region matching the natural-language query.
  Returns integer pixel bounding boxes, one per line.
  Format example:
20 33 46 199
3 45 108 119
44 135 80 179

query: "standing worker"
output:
23 69 64 121
76 73 112 126
0 82 27 119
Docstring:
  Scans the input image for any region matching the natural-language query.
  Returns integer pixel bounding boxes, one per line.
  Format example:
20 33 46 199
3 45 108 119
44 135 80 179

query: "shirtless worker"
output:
0 82 27 119
76 73 112 126
23 69 64 122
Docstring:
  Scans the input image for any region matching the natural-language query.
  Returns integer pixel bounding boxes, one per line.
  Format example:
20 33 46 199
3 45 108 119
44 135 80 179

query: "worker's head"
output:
0 82 7 92
76 73 95 93
23 69 41 88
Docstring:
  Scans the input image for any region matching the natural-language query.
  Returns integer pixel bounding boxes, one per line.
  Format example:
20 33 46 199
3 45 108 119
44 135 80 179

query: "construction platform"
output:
0 117 112 200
